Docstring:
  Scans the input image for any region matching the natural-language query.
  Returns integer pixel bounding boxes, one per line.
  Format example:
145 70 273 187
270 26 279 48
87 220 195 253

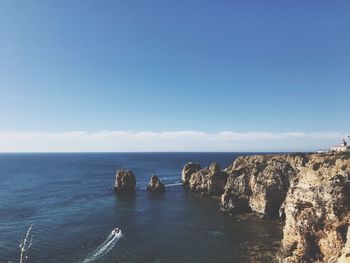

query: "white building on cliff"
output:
331 137 350 152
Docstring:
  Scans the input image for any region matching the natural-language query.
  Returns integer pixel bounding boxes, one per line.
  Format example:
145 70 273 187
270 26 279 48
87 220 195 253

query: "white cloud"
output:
0 130 347 152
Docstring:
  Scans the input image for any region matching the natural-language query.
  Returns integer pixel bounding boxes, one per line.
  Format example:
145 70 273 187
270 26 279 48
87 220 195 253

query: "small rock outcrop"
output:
146 175 165 193
114 169 136 193
186 162 228 195
182 162 201 186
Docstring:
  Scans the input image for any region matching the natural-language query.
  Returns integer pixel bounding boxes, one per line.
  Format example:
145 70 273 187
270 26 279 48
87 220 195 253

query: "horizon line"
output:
0 130 347 152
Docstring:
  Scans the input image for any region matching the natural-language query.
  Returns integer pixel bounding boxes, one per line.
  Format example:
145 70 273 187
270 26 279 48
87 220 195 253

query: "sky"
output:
0 0 349 152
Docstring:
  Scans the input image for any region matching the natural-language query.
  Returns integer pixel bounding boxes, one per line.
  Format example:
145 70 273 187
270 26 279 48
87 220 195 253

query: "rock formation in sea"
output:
146 175 165 193
183 162 228 195
114 169 136 193
182 152 350 263
182 162 201 186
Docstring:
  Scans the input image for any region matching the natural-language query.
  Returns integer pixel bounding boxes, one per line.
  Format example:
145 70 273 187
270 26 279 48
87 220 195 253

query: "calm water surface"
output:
0 153 281 263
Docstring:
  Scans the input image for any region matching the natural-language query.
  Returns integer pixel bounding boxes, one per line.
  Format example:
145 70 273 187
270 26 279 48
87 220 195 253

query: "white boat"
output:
111 228 120 235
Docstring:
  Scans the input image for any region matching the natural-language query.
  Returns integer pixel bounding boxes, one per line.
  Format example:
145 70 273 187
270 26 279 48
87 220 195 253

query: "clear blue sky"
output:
0 1 349 151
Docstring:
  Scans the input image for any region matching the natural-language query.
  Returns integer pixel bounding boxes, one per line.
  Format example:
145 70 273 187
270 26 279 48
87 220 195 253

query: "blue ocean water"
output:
0 153 281 263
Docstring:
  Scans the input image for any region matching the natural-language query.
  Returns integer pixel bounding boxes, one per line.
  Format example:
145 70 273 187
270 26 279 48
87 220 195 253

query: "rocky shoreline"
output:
114 152 349 262
182 152 350 263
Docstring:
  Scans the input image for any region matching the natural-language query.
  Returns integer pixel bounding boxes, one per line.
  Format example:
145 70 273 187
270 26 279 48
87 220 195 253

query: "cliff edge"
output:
182 153 350 262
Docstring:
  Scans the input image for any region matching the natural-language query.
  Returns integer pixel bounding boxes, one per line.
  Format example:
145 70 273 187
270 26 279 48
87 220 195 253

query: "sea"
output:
0 153 282 263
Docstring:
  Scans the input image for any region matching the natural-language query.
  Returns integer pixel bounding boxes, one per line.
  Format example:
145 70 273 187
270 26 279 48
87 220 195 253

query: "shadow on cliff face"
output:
263 190 286 219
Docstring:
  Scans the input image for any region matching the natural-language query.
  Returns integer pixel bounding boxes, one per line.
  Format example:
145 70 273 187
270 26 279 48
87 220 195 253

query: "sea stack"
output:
114 169 136 194
146 175 165 193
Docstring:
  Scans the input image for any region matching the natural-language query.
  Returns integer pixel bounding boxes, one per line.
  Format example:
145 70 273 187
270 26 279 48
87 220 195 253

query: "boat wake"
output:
19 224 33 263
165 182 183 187
80 228 124 263
139 181 183 190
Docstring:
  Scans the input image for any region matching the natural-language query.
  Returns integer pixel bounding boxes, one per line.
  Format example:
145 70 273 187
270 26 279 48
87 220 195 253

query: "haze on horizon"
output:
0 0 349 152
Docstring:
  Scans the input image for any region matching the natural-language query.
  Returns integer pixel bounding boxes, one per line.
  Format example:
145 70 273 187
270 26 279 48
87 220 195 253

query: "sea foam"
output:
80 228 124 263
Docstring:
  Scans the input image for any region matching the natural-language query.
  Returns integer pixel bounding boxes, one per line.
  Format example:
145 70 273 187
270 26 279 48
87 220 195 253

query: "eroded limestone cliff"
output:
187 162 228 195
280 154 350 263
182 153 350 262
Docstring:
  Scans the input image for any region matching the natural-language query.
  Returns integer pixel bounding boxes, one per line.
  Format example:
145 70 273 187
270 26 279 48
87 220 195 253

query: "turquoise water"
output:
0 153 281 263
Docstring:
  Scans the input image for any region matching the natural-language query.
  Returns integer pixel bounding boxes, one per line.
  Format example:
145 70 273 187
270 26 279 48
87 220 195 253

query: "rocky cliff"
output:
184 162 228 195
279 153 350 263
182 152 350 262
